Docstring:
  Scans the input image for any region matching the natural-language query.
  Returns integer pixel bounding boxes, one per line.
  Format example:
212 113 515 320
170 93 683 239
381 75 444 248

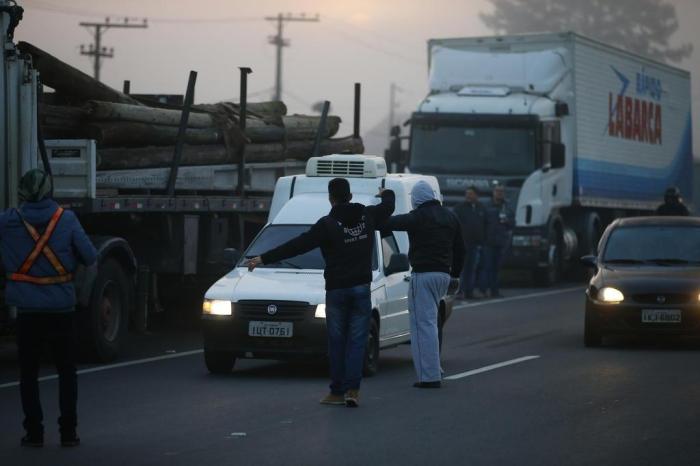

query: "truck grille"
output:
237 300 312 322
315 160 365 177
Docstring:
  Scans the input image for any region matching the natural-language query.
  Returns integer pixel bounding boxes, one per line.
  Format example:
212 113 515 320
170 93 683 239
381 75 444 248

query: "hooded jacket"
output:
385 181 464 277
0 198 97 312
261 190 395 290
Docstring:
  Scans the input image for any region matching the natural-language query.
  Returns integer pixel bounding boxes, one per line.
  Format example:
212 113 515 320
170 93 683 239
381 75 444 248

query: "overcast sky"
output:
14 0 700 155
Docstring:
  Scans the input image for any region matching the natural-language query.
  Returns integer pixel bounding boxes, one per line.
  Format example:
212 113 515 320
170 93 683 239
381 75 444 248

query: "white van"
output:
201 154 454 374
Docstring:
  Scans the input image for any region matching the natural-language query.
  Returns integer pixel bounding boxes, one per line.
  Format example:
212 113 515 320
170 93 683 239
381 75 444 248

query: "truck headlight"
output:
598 287 624 304
203 299 233 316
315 304 326 319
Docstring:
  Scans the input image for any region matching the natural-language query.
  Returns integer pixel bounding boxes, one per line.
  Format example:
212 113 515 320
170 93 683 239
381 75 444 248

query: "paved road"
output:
2 285 700 466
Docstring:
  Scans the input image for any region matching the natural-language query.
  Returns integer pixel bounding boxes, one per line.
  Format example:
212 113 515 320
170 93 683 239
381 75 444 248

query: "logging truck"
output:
0 1 363 361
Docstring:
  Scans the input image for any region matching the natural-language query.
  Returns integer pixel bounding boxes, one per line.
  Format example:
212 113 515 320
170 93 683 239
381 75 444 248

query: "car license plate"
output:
248 321 293 338
642 309 682 323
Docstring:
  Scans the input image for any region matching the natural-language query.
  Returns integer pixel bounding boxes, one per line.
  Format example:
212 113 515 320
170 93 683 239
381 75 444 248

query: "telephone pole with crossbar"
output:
80 17 148 82
265 13 319 101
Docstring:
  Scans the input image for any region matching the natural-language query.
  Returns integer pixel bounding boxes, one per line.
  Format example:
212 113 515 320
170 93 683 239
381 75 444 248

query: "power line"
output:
79 17 148 82
265 13 320 101
319 23 423 66
24 0 260 23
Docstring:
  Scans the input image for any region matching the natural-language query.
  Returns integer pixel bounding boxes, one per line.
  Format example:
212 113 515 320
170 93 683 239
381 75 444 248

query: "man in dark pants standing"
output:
246 178 395 407
453 186 486 299
481 185 514 298
0 169 97 447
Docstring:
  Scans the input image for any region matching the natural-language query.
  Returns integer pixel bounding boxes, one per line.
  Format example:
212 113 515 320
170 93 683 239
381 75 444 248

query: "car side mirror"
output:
551 142 566 169
385 253 410 275
223 248 242 267
579 255 597 269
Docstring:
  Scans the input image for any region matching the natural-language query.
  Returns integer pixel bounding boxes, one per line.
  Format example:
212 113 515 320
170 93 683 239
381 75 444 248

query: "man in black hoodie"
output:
246 178 395 407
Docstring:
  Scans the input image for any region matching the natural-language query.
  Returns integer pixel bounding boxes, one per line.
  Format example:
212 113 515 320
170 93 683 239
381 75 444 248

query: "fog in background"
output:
15 0 700 157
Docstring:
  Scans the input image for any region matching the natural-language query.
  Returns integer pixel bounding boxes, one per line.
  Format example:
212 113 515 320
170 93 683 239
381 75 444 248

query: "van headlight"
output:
315 304 326 319
598 287 624 304
203 299 233 316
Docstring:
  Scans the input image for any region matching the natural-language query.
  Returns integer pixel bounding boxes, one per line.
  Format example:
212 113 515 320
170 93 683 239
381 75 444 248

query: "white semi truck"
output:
409 32 693 284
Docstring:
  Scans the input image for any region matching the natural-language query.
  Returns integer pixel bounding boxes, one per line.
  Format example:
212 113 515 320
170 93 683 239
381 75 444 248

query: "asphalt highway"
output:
2 285 700 466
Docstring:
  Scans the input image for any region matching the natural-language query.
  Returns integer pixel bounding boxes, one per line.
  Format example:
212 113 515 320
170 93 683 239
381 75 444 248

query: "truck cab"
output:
201 154 453 374
409 33 692 285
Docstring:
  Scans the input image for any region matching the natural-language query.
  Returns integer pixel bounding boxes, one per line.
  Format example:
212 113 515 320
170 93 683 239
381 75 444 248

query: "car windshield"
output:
603 225 700 264
239 225 325 270
410 124 537 176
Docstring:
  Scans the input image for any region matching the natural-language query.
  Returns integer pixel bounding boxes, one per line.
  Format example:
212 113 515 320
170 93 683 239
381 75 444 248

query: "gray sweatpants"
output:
408 271 451 383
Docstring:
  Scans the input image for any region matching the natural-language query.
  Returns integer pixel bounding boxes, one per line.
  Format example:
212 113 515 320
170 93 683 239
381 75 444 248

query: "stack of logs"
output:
18 42 364 171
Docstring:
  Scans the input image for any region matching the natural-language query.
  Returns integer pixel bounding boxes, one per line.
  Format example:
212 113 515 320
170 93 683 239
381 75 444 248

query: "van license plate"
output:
642 309 681 323
248 321 293 338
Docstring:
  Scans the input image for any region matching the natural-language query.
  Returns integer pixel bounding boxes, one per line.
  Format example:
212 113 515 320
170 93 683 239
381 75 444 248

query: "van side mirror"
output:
223 248 242 267
385 253 410 275
551 143 566 169
579 255 597 269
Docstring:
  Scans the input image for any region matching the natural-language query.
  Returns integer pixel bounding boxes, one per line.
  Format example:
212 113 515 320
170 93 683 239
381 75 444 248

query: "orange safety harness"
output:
7 207 73 285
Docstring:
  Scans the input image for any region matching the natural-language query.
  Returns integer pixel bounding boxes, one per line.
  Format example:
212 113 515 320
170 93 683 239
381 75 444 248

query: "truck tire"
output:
533 226 563 287
204 350 236 374
362 318 380 377
81 259 130 362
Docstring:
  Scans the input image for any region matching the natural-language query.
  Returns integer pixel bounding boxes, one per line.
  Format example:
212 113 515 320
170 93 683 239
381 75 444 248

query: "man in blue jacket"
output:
0 169 97 448
481 185 514 298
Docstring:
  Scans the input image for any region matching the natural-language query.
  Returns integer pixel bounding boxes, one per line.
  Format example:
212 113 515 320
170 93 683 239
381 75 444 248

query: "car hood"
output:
205 268 326 304
600 265 700 293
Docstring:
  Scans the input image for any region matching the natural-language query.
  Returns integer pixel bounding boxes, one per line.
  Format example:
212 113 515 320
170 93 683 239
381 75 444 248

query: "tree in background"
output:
480 0 692 63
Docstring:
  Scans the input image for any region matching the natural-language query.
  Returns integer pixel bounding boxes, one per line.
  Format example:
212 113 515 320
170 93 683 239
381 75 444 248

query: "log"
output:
85 100 213 128
97 137 365 170
17 42 141 106
87 122 224 147
84 101 341 140
194 101 288 118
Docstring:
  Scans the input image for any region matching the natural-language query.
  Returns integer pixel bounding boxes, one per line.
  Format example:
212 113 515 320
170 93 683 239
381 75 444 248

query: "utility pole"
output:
389 82 403 137
80 17 148 82
264 13 319 101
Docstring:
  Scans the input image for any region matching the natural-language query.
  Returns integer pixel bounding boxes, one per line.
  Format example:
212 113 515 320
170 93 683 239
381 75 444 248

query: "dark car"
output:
581 216 700 347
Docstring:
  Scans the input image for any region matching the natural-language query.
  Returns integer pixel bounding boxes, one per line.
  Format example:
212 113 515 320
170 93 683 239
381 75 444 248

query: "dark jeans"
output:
481 245 506 295
325 284 372 395
458 245 481 296
17 312 78 435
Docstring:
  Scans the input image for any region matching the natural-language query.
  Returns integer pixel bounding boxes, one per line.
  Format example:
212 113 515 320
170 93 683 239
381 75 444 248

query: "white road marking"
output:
0 349 203 390
453 286 582 311
444 355 540 380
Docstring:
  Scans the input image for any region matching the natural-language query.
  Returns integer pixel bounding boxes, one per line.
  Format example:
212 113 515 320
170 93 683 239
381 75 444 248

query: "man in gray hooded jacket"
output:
385 181 464 387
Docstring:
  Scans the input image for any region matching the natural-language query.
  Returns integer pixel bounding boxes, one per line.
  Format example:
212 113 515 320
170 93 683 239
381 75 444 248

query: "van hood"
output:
205 268 326 304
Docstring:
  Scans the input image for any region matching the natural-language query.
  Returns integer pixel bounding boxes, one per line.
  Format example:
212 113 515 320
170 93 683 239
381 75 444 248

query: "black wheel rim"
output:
99 280 122 343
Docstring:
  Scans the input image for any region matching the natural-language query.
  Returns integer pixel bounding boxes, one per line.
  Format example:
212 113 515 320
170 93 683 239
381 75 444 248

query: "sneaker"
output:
21 433 43 448
60 431 81 447
344 389 360 408
319 393 345 405
413 381 442 389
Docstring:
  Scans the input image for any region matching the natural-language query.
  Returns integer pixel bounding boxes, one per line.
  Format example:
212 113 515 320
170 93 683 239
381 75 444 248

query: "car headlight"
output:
315 304 326 319
202 299 232 316
598 287 624 304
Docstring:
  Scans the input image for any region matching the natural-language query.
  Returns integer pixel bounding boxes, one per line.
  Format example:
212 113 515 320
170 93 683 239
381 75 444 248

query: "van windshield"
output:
240 225 325 270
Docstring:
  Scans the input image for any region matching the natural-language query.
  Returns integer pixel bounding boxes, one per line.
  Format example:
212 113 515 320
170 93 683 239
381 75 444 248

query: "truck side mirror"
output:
551 143 566 169
223 248 242 267
385 253 410 275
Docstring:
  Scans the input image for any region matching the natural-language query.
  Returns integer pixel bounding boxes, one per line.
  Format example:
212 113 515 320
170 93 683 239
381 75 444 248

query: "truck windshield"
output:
410 125 537 175
240 225 325 270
